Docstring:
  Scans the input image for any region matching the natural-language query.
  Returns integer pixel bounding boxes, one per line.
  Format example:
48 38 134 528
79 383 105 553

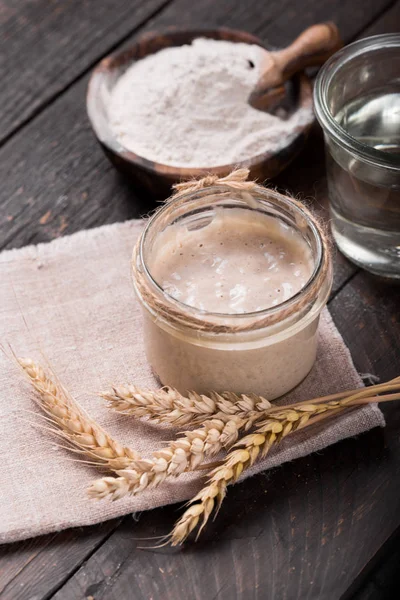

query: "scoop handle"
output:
272 22 342 81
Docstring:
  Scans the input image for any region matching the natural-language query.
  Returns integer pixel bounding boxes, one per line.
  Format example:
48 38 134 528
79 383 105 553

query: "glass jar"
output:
132 187 332 399
314 34 400 278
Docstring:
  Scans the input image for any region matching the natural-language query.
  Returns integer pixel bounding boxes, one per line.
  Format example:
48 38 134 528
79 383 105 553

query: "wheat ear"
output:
167 387 400 545
87 393 348 501
90 376 400 502
101 386 271 426
102 379 400 427
88 383 392 502
88 417 244 500
19 358 140 471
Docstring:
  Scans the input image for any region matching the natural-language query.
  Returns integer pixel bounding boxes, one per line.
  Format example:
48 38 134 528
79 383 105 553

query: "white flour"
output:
108 38 313 168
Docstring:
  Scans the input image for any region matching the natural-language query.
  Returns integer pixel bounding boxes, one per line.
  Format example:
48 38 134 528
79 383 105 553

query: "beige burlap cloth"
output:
0 220 384 543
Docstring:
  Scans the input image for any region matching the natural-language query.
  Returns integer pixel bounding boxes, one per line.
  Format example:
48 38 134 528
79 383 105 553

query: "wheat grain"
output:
102 379 400 430
19 356 400 539
87 416 244 500
87 396 342 501
90 376 400 505
101 386 271 427
167 393 382 545
19 358 140 471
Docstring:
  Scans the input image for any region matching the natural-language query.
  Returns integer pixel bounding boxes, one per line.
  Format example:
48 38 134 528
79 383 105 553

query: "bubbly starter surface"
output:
149 208 314 314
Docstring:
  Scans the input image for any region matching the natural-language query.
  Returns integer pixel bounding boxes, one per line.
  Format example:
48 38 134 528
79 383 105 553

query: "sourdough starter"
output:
141 207 323 398
149 209 313 314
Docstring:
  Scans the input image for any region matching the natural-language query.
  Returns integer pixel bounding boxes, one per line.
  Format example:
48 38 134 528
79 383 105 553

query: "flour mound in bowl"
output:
108 38 313 168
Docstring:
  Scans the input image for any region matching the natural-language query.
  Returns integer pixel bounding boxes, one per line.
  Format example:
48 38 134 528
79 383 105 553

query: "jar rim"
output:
134 186 331 333
313 33 400 170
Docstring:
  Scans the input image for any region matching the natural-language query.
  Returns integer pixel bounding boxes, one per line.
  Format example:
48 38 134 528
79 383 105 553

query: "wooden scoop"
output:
249 23 342 112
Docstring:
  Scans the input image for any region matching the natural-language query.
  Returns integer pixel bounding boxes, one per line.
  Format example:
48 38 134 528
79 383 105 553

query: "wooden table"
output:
1 1 399 598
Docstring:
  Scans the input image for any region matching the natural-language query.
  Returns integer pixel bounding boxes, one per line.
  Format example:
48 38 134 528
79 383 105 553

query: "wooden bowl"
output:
87 28 314 199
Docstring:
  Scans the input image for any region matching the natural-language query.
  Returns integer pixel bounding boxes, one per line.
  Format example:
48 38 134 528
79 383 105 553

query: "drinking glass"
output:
314 34 400 278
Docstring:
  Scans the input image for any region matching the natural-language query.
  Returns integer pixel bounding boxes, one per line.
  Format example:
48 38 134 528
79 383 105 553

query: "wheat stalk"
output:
167 387 400 545
19 356 400 545
87 395 348 501
89 379 400 502
101 386 271 427
88 417 244 500
19 358 140 471
167 412 329 545
101 379 400 428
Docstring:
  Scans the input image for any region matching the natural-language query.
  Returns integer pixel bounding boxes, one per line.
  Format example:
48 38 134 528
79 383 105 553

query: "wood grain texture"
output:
352 533 400 600
249 23 342 111
361 0 400 36
0 522 120 600
0 1 399 599
0 0 171 143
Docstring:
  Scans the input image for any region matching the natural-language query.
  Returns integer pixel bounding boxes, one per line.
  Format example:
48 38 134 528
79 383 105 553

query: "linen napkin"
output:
0 220 384 543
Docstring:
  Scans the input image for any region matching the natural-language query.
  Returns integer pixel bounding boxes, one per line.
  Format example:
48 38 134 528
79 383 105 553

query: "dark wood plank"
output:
352 582 386 600
330 275 400 381
350 530 400 600
361 0 400 36
0 521 120 600
0 0 394 253
0 0 171 144
364 534 400 599
329 274 400 598
0 1 398 599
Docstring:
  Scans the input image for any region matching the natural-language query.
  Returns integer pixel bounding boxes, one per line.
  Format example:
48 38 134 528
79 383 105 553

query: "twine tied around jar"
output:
171 168 260 210
132 169 331 334
171 168 257 197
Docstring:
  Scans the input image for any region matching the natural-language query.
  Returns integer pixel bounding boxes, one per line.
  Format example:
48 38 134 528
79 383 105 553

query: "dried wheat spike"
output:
88 417 244 500
101 385 271 427
88 395 347 501
88 377 400 505
167 400 351 545
19 358 140 471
